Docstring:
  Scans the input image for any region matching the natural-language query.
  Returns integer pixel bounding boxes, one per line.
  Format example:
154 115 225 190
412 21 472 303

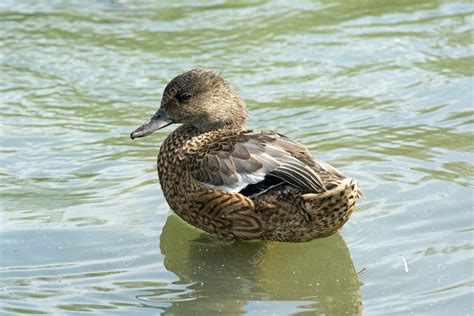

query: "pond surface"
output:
1 0 473 315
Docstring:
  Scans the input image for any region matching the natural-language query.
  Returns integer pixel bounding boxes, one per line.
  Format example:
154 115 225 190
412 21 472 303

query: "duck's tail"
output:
301 178 361 236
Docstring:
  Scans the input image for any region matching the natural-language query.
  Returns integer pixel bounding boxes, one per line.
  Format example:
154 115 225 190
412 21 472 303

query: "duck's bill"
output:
130 109 173 139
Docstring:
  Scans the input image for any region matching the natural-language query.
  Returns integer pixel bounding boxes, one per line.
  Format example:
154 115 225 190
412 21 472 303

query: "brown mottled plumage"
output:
131 69 363 242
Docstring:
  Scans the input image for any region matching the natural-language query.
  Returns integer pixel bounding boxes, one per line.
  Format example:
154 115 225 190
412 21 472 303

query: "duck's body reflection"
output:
144 215 361 315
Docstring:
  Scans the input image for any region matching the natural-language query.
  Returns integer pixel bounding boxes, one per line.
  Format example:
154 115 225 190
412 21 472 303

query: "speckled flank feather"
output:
133 68 363 242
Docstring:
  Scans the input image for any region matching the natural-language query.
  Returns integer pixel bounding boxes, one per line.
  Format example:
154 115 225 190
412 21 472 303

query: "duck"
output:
130 69 363 242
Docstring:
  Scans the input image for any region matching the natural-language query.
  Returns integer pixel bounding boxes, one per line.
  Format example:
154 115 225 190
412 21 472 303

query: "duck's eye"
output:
177 93 192 103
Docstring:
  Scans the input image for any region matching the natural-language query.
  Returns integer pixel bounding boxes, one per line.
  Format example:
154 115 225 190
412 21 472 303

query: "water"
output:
1 0 473 315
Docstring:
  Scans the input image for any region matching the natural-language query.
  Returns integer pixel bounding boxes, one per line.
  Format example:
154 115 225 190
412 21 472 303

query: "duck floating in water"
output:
131 69 363 242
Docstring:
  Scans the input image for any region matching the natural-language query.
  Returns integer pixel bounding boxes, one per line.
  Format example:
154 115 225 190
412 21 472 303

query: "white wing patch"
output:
201 166 269 192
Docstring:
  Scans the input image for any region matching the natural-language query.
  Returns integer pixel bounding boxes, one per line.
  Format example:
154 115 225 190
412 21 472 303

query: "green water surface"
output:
1 0 473 315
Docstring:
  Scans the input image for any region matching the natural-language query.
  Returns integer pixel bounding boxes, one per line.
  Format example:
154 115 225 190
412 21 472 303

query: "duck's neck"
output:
160 124 242 161
164 125 202 148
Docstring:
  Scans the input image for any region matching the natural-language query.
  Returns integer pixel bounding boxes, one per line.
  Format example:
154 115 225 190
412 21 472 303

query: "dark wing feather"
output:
188 130 325 194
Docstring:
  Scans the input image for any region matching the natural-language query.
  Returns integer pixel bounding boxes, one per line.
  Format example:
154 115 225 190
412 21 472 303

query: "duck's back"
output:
181 129 328 195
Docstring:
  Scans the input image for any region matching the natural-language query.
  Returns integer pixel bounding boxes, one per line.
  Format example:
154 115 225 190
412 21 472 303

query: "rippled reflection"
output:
140 215 362 315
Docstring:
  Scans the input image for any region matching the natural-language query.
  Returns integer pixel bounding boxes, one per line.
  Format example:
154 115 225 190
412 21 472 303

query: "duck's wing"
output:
188 130 325 195
310 157 364 198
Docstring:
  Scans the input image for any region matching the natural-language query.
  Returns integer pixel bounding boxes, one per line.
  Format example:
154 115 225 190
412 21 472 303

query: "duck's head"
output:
130 69 247 139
